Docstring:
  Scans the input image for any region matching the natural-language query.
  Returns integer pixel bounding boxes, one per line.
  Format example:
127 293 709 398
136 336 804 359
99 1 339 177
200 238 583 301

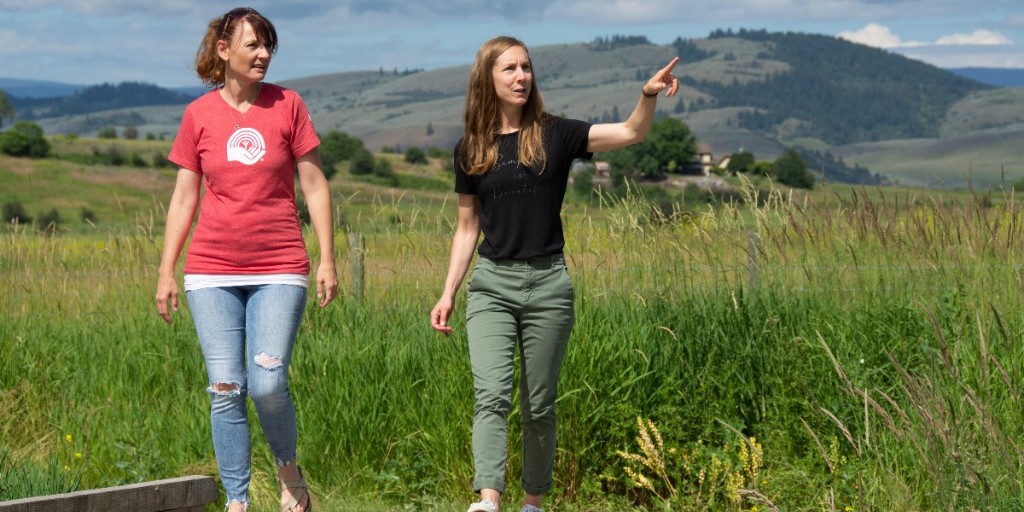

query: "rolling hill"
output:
0 78 87 98
4 30 1023 188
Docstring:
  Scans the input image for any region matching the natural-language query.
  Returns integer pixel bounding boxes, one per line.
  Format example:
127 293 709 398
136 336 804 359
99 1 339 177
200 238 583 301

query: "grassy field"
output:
835 130 1024 189
831 87 1024 190
3 146 1024 511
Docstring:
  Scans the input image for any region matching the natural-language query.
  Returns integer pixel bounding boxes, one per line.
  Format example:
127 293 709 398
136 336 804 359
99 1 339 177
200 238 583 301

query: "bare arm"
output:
156 168 201 324
587 57 680 153
296 149 338 308
431 193 481 335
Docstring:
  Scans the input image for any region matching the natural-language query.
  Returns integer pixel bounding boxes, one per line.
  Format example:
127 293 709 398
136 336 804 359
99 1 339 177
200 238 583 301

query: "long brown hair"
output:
460 36 547 176
194 7 278 88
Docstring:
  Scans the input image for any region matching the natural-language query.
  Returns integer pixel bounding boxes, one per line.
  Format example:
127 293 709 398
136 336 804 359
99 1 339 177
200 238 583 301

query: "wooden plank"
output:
0 475 218 512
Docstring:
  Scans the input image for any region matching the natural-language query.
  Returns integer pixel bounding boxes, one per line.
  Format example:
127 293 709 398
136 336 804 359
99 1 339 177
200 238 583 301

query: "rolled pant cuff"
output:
473 477 506 494
523 481 553 496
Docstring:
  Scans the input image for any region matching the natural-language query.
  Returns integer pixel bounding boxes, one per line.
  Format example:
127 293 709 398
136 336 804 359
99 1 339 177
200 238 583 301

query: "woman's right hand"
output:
430 296 455 336
155 169 201 326
156 274 179 325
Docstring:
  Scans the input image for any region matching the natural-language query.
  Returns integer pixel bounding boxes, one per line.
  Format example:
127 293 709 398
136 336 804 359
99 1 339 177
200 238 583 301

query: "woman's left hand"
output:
316 261 339 307
641 57 681 98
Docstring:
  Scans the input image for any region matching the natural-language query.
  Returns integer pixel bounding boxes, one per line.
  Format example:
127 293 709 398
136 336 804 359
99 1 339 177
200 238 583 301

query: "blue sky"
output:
2 0 1022 88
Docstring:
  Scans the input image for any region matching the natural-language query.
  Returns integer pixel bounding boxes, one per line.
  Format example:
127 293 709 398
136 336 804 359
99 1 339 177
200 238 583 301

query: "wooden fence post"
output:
747 230 760 293
348 232 364 303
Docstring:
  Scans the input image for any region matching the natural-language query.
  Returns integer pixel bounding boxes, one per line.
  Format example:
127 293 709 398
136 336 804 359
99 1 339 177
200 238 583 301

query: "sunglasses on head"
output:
217 7 257 40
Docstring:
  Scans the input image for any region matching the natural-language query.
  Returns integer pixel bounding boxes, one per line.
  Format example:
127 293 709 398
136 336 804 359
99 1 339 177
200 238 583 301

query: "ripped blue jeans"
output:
185 284 308 507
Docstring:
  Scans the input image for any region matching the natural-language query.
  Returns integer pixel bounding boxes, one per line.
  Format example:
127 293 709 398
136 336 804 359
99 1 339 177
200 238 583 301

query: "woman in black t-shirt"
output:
430 35 679 512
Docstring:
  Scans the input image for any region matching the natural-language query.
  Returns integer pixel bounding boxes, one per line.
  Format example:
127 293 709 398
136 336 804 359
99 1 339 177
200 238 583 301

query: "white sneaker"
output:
520 505 543 512
467 499 498 512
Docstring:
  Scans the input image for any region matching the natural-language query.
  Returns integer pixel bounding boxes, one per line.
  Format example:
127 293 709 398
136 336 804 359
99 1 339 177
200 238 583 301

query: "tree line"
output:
587 35 652 51
8 82 196 121
694 30 991 145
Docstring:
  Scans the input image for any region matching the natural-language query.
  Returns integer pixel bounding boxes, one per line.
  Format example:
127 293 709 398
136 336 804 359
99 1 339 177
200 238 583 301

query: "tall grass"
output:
1 182 1023 511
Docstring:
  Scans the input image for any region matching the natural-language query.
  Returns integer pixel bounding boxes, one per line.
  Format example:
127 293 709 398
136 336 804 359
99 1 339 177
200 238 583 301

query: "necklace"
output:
222 82 262 130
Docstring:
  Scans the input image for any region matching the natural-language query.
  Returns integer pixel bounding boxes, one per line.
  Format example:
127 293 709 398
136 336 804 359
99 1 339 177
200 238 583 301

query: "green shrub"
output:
97 127 117 139
349 148 375 175
129 153 147 168
373 156 398 185
773 149 815 189
37 207 61 233
92 145 125 166
1012 176 1024 192
0 121 50 158
572 165 595 200
152 152 172 168
80 208 97 224
426 146 452 159
2 201 32 224
404 146 428 165
319 130 366 180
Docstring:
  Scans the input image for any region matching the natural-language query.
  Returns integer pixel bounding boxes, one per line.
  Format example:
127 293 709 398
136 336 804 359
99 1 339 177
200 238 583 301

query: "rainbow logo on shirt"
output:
226 128 267 165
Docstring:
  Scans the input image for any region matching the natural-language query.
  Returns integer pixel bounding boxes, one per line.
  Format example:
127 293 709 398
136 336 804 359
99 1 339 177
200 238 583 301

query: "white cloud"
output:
840 23 1013 52
837 23 926 48
935 29 1012 46
896 45 1024 68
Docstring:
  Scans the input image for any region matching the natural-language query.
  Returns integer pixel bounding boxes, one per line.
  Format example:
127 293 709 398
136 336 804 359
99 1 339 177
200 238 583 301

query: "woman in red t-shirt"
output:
155 8 335 512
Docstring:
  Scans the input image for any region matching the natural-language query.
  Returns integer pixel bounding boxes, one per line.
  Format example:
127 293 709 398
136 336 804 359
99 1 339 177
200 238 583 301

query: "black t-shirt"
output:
454 116 592 261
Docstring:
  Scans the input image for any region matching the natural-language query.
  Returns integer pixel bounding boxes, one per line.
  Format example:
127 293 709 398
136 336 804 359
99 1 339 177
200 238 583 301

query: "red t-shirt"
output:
168 83 320 275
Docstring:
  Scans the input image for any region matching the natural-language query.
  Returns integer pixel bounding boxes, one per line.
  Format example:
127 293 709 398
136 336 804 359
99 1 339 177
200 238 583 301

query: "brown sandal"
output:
280 466 312 512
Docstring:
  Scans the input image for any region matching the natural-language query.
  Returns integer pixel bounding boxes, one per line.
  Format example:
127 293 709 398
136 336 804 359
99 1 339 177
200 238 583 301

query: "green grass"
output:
835 129 1024 189
941 88 1024 138
0 156 174 233
3 154 1024 511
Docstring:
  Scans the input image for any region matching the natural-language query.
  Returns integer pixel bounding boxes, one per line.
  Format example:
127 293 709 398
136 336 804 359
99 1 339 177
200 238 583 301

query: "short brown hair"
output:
194 7 278 87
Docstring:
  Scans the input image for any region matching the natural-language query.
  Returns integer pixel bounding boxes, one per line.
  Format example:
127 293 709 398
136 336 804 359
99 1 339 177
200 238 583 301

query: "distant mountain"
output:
947 67 1024 88
0 78 86 98
10 82 199 120
9 31 1020 187
283 31 992 149
173 86 213 97
689 29 991 145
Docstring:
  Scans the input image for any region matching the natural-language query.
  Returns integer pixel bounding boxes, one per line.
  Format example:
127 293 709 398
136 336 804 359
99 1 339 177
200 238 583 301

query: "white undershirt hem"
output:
184 274 309 292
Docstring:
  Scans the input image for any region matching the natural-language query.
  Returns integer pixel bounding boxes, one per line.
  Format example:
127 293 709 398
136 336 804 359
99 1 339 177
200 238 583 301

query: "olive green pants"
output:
465 254 575 496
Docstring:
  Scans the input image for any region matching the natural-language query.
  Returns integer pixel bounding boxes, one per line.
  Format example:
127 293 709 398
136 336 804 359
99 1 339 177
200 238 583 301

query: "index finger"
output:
661 56 680 75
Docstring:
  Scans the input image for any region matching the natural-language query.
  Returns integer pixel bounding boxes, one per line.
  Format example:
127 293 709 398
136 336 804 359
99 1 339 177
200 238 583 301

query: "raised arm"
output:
431 193 481 335
297 148 339 308
587 57 680 153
